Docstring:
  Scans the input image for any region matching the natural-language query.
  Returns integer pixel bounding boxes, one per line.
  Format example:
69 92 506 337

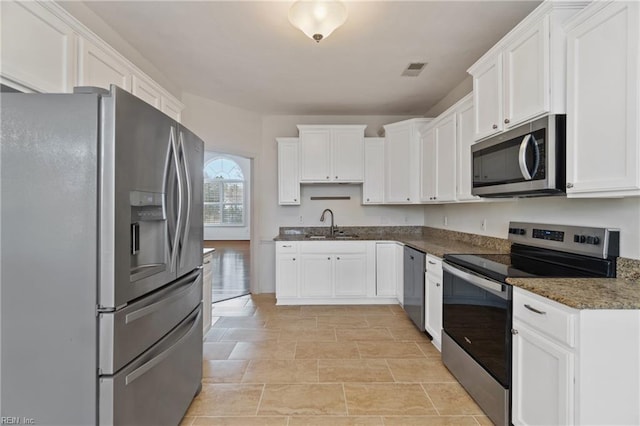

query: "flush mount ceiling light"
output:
288 0 348 43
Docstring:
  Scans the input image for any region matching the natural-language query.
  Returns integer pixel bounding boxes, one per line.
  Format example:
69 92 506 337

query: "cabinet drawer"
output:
276 242 298 253
426 254 442 278
300 241 368 254
513 288 577 347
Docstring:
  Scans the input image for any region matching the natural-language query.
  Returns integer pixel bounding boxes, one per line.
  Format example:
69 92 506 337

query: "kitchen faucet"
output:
320 208 336 237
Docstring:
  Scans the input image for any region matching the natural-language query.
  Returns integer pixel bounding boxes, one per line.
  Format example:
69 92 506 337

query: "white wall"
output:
424 76 472 118
203 152 251 241
424 197 640 259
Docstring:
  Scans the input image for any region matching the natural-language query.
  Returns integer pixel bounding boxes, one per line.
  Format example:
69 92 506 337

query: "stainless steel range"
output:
441 222 619 426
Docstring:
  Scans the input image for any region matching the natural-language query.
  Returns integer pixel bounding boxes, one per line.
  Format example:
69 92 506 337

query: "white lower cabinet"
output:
202 251 214 336
276 241 398 305
512 320 574 426
512 287 640 425
424 254 443 351
375 243 399 297
275 242 299 299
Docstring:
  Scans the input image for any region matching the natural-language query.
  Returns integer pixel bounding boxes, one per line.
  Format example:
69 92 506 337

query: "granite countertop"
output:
203 248 216 256
274 226 640 311
507 277 640 310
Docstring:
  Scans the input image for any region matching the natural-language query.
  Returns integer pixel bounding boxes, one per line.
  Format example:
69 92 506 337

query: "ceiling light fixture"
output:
288 0 348 43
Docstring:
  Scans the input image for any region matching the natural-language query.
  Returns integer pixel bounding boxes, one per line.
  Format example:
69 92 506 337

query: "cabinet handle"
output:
293 257 296 261
566 182 574 189
492 124 498 129
282 245 292 248
326 176 330 179
294 198 297 202
327 257 331 260
335 176 338 179
428 261 437 265
337 257 340 260
436 283 440 287
511 328 519 335
204 260 211 265
504 118 510 124
524 304 546 315
406 198 410 201
366 198 370 202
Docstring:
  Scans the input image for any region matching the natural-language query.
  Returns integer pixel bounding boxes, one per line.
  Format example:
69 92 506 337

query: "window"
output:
203 157 245 226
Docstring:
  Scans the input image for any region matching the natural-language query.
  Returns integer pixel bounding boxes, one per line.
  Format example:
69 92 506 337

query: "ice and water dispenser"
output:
129 190 167 281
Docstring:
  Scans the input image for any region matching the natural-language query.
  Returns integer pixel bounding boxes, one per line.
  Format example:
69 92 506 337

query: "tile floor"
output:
182 294 492 425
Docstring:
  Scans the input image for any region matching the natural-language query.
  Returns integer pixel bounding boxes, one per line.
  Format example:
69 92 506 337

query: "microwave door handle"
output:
518 134 533 180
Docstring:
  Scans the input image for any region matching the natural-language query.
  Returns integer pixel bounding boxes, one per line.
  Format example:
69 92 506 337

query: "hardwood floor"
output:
204 240 250 303
181 294 492 425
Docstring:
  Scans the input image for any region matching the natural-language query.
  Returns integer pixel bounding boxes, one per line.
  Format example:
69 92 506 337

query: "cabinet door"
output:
566 1 640 196
276 256 298 298
384 127 412 203
375 243 397 297
456 97 480 201
299 129 331 182
1 1 75 93
132 75 162 109
202 254 213 335
435 115 457 202
277 139 300 205
504 16 550 128
363 138 384 204
512 321 574 426
161 96 183 123
334 254 367 297
473 53 503 140
300 255 333 297
77 38 132 91
332 129 364 182
425 274 443 349
420 127 437 202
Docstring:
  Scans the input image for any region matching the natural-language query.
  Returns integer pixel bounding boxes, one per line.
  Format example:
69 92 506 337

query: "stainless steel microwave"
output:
471 114 566 197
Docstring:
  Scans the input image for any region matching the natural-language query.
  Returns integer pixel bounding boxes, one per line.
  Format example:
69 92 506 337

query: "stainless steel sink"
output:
306 235 327 240
335 235 358 239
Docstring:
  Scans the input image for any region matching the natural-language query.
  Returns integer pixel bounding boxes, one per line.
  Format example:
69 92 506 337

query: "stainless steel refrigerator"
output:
1 85 204 425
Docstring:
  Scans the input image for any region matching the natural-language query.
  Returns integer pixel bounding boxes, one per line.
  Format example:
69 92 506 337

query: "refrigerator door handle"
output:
178 131 192 268
169 126 183 271
124 269 201 324
125 306 201 386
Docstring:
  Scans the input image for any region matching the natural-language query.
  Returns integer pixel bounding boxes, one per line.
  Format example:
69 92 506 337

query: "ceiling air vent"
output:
401 62 427 77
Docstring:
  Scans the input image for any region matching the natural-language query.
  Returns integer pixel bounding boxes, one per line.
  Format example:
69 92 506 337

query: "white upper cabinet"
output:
384 118 431 203
277 138 300 205
132 75 162 109
565 1 640 197
468 2 585 141
1 2 184 121
77 37 132 91
472 53 504 140
161 96 184 123
420 113 457 203
363 137 385 204
0 1 75 93
455 95 481 202
504 16 550 128
297 125 365 183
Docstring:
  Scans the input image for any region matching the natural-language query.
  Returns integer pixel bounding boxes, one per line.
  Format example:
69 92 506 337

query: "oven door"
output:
442 262 512 387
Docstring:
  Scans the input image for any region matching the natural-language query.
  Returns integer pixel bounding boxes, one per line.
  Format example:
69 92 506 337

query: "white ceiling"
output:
80 1 541 115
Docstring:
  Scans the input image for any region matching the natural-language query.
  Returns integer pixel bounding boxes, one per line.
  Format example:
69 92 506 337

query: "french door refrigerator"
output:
1 85 204 425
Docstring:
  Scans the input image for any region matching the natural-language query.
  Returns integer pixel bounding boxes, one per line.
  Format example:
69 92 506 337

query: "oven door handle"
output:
442 262 508 299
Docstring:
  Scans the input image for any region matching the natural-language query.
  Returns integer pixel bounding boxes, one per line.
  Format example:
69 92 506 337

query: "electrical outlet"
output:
443 216 448 226
481 219 487 231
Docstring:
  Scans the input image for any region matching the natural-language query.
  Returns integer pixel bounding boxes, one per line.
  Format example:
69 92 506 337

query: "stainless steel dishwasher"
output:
403 246 426 331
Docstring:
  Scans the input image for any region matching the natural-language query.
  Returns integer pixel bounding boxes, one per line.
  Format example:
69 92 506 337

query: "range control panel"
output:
508 222 620 259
